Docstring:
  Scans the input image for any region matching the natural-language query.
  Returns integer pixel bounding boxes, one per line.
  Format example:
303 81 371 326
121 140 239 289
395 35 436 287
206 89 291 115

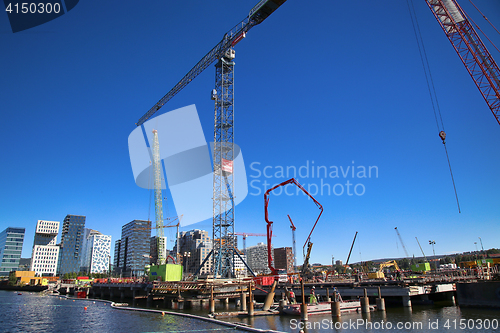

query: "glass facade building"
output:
57 215 86 275
117 220 151 277
0 227 25 276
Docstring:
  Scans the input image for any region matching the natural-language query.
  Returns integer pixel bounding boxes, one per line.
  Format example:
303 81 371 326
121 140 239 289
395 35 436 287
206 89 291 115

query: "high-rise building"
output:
0 227 25 276
273 247 294 273
30 220 59 276
57 214 86 275
246 242 273 275
113 239 121 274
174 229 212 276
80 229 111 274
150 236 167 264
116 220 151 277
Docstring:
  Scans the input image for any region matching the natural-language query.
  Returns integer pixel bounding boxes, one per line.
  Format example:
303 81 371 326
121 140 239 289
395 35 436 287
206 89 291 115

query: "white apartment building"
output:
30 220 60 276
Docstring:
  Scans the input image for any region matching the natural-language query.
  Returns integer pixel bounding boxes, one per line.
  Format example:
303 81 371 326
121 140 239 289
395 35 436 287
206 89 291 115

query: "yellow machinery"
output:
368 260 400 279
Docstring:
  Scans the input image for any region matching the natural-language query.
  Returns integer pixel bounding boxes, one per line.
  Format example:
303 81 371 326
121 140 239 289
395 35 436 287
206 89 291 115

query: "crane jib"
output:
136 0 287 126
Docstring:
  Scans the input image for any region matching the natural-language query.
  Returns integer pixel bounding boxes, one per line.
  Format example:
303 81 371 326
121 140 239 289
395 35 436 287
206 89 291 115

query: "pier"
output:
80 273 479 314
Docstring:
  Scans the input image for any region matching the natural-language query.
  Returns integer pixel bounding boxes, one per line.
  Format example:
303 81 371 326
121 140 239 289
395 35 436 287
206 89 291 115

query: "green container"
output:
411 262 431 272
149 264 183 282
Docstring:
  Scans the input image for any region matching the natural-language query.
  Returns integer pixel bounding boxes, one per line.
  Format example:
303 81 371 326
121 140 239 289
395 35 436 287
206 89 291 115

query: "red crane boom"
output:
425 0 500 125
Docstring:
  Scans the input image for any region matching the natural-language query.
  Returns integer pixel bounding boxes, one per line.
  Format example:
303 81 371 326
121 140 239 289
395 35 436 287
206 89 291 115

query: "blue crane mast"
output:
137 0 287 278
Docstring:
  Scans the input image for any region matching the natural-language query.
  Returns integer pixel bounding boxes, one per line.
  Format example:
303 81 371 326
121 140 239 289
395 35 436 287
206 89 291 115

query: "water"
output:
225 305 500 332
1 291 499 333
0 291 248 333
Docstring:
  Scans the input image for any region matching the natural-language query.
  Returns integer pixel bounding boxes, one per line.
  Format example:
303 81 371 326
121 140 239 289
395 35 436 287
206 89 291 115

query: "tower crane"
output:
425 0 500 125
287 215 297 272
136 0 287 279
152 129 166 265
234 232 276 256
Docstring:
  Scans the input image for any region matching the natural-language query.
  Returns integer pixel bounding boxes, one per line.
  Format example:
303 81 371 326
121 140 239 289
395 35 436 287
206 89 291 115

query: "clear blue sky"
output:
1 0 499 265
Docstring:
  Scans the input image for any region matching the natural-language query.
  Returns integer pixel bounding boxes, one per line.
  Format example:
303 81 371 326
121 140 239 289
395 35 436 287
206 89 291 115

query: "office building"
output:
0 227 25 276
116 220 151 277
273 247 294 273
30 220 59 276
113 239 121 274
233 251 247 277
57 215 86 275
80 229 111 274
246 242 273 275
174 229 212 276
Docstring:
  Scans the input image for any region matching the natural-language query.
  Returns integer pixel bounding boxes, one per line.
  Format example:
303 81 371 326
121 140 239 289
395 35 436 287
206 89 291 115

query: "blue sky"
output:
1 0 499 265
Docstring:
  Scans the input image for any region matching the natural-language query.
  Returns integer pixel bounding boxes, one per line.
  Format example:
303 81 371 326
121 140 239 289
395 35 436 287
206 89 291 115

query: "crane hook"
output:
439 130 446 143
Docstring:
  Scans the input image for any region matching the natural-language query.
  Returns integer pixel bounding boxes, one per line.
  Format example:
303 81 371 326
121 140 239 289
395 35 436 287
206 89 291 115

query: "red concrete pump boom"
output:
264 178 323 275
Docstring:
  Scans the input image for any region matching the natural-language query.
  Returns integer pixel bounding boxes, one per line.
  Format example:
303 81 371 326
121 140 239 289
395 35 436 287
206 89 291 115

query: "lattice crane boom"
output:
425 0 500 125
287 215 298 272
136 0 287 127
152 129 165 264
395 227 410 258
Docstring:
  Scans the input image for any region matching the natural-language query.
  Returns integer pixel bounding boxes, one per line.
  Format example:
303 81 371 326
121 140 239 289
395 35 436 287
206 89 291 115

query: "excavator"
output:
368 260 401 279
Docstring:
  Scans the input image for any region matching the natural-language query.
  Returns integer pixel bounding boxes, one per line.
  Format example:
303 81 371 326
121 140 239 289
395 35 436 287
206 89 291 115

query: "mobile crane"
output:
425 0 500 125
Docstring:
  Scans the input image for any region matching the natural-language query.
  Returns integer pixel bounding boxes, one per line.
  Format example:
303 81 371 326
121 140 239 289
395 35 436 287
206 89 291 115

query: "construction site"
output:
86 0 500 321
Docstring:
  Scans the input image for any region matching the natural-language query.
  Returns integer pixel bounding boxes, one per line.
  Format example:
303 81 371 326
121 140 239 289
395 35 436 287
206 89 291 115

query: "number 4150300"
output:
5 2 61 14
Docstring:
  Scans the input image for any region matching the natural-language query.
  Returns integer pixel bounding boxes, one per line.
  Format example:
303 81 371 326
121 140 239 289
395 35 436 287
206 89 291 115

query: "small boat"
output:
76 291 87 298
281 299 362 315
17 293 22 295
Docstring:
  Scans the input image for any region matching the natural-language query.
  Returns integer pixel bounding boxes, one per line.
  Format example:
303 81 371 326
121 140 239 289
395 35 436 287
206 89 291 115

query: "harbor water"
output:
1 290 499 332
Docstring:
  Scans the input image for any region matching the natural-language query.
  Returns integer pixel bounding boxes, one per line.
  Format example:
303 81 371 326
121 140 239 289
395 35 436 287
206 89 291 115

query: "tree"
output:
397 258 411 270
8 272 17 286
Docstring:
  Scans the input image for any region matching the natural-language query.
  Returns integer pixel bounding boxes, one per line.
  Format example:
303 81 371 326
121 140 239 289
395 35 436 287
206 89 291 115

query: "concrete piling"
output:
361 288 370 313
300 279 308 322
376 286 385 311
209 286 215 314
240 292 247 311
331 300 341 317
248 282 254 317
402 295 412 307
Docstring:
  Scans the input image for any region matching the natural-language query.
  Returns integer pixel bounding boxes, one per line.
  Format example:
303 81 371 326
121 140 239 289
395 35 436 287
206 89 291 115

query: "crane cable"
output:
406 0 461 213
468 0 500 54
